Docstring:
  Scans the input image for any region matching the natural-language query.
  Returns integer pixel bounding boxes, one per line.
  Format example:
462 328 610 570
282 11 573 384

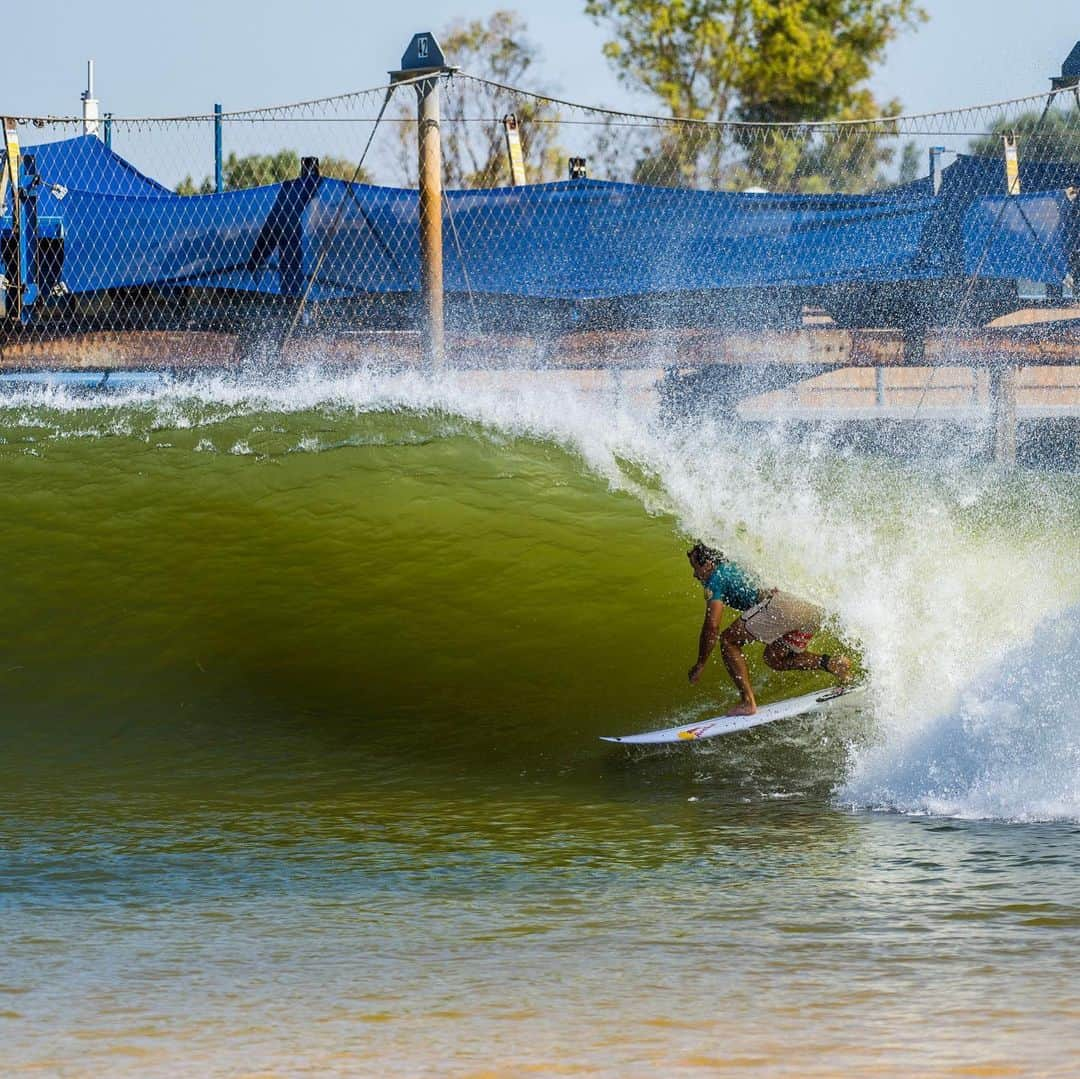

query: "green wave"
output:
8 383 1077 821
1 406 855 797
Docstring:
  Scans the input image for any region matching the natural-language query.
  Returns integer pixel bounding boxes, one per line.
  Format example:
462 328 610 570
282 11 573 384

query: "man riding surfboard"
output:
686 541 852 716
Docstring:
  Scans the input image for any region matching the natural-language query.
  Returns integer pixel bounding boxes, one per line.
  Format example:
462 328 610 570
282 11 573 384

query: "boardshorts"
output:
741 590 822 652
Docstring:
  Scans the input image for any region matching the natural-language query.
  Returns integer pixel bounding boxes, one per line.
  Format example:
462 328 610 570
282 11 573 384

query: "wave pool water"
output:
2 364 1079 1076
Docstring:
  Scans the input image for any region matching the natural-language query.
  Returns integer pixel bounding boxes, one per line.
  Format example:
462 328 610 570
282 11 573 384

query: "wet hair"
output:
688 541 724 566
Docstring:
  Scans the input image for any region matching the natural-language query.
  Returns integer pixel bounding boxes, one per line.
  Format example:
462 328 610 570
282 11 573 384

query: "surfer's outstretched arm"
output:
688 600 725 684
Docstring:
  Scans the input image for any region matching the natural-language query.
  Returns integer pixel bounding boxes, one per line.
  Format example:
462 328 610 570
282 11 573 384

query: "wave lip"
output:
842 606 1080 822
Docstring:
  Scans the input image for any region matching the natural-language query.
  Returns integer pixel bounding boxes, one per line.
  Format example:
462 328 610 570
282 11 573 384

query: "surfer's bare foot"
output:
726 701 757 716
825 654 853 683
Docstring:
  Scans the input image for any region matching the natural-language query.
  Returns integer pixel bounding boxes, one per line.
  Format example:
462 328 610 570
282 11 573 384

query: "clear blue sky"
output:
6 1 1078 118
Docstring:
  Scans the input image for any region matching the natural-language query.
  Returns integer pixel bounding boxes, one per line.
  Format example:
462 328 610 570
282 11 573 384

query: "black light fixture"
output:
1051 41 1080 92
1038 42 1080 122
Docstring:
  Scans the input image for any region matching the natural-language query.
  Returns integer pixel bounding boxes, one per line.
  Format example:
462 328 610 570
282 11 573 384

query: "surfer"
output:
686 541 852 716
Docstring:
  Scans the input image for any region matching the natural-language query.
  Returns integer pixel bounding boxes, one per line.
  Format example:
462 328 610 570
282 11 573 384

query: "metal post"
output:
214 103 224 194
990 365 1018 465
0 124 38 324
417 77 445 365
22 154 40 320
1 117 16 216
5 149 40 326
929 146 945 195
1003 132 1020 195
2 118 21 321
81 60 101 137
991 133 1022 465
503 114 526 185
14 167 28 323
104 112 113 150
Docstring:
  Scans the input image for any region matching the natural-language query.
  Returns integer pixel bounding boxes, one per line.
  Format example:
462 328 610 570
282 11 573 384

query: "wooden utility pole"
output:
417 76 445 366
391 33 456 369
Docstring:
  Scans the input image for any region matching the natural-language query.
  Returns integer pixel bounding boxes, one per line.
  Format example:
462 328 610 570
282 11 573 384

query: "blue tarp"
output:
964 191 1075 280
943 153 1080 197
3 135 1077 304
18 134 171 210
307 182 944 298
886 153 1080 201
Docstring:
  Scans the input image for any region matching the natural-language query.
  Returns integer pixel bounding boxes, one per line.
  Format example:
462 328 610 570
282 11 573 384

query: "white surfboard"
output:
600 684 866 745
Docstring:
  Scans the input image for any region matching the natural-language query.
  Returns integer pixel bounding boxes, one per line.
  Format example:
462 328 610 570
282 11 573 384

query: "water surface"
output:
3 368 1078 1075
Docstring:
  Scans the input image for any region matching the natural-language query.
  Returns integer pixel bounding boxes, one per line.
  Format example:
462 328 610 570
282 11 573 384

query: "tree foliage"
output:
393 11 563 188
968 108 1080 163
176 150 370 195
896 139 921 185
584 0 926 190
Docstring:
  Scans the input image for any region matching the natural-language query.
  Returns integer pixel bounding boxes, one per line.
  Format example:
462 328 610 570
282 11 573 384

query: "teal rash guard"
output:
704 561 763 612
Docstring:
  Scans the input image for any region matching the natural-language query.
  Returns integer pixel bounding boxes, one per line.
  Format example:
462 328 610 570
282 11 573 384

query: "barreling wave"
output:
2 363 1078 819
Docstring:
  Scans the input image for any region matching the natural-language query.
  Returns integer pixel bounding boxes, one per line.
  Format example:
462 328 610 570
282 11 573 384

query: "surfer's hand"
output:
688 663 704 684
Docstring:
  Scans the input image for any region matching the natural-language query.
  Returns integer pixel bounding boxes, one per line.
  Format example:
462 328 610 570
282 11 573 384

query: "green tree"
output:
176 150 370 194
393 11 563 187
176 173 212 196
896 139 921 185
584 0 926 190
968 108 1080 163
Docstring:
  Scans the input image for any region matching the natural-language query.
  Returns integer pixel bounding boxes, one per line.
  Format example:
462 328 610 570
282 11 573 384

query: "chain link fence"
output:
2 72 1078 366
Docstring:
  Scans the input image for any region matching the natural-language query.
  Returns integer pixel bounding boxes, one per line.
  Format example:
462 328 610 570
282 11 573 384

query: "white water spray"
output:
843 606 1080 820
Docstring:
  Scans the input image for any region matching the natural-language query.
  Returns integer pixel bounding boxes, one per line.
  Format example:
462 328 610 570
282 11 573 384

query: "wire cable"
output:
281 84 399 351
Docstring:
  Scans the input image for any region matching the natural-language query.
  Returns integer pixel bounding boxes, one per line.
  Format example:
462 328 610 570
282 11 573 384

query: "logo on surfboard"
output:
677 726 709 740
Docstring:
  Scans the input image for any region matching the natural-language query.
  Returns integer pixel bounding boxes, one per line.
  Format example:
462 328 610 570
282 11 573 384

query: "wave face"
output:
2 365 1078 819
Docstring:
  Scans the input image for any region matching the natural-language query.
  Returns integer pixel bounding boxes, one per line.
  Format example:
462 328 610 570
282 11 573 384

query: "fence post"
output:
1 131 40 326
1002 132 1020 196
1 118 21 321
992 132 1021 466
928 145 945 194
417 77 445 365
391 33 456 368
990 365 1018 466
214 103 224 194
503 114 526 185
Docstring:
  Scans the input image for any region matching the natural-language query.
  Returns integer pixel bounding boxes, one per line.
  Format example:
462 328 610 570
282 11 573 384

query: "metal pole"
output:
81 60 101 137
991 132 1021 465
1003 132 1020 195
2 118 22 321
503 113 526 185
104 113 113 150
990 365 1018 465
22 153 40 321
929 145 945 195
416 77 444 367
214 103 224 194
